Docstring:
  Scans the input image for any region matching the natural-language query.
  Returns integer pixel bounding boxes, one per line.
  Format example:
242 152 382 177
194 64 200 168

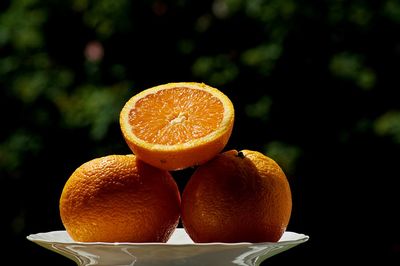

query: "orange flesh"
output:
128 87 224 145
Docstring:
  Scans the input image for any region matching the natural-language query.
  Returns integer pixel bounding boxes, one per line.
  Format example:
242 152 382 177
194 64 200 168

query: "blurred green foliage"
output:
1 0 400 265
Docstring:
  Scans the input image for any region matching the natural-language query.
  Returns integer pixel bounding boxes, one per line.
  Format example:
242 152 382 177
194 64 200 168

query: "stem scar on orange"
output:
119 82 235 171
181 149 292 243
59 154 181 242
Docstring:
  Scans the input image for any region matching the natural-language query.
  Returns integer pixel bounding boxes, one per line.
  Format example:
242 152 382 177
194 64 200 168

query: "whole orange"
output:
59 154 181 242
181 149 292 243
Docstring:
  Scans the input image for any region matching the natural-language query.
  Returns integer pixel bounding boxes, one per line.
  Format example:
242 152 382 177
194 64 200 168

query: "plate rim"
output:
27 229 309 247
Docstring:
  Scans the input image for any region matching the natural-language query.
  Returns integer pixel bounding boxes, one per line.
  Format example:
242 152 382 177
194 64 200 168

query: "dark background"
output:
1 0 399 265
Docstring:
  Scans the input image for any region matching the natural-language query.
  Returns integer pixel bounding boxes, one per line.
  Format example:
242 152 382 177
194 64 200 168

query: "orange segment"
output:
120 82 234 170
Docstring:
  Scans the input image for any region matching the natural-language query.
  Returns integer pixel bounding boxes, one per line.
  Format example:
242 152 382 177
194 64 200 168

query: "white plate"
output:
27 228 308 266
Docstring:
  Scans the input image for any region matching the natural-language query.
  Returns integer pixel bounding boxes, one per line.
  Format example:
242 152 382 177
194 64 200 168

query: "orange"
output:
181 149 292 243
59 154 181 242
119 82 234 171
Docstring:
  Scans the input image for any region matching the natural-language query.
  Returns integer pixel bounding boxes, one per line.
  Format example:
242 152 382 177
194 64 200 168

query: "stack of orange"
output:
59 82 292 243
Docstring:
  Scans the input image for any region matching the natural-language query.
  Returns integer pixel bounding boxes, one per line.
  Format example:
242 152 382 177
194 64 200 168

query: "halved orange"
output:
119 82 234 170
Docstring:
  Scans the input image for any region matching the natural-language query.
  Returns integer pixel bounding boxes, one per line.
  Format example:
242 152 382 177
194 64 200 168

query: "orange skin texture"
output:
181 150 292 243
59 155 181 242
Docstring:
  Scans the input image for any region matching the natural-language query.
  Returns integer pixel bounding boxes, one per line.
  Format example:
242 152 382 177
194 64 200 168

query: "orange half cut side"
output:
119 82 235 170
